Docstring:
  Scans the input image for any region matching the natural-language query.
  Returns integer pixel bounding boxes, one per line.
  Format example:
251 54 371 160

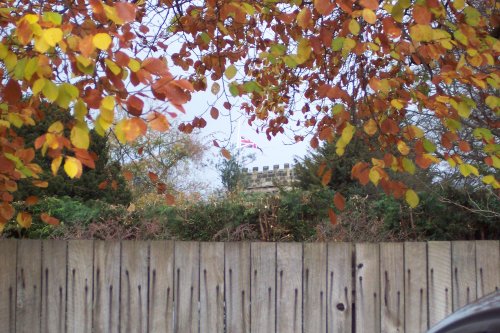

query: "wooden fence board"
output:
41 240 67 333
276 243 302 333
225 242 251 333
475 240 499 297
174 241 199 333
0 239 16 333
250 242 276 333
327 242 353 333
303 243 327 333
380 243 404 333
120 241 148 333
452 241 476 311
67 240 93 333
404 242 427 333
428 241 452 327
149 241 174 333
16 239 42 333
200 242 224 333
93 241 120 333
355 243 380 333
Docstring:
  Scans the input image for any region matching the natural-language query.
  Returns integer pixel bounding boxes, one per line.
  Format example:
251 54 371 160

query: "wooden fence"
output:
0 240 498 333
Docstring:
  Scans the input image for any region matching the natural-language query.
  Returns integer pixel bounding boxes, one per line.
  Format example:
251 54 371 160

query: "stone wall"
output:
242 164 296 193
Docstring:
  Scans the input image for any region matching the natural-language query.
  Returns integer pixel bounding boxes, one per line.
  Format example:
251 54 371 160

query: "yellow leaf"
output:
402 158 415 174
362 8 377 24
128 58 141 72
369 167 381 185
70 124 89 149
93 33 112 50
225 64 237 80
482 175 496 185
74 99 88 121
101 95 115 111
51 155 62 175
296 38 312 64
42 80 58 102
42 28 63 47
64 157 82 179
391 99 405 110
48 121 64 133
364 118 378 136
32 78 46 95
397 140 410 155
17 212 32 228
410 24 433 42
405 189 419 208
105 59 121 75
349 19 360 35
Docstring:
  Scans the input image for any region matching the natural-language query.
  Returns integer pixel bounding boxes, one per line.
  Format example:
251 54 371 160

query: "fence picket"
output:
93 241 120 333
428 241 452 327
16 240 42 333
0 239 16 333
303 243 327 333
276 243 302 333
120 241 148 333
452 241 477 311
355 243 380 333
67 240 93 333
174 241 199 333
250 242 276 333
225 242 251 333
327 242 353 333
200 242 224 333
149 241 174 333
404 242 427 333
475 240 500 297
380 243 404 333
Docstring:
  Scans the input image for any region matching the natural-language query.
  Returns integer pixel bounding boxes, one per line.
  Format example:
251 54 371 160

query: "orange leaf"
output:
328 208 337 225
165 194 176 206
98 180 108 189
333 192 346 211
148 112 170 132
123 171 133 181
41 213 60 226
25 196 39 206
17 212 32 228
321 168 332 186
458 141 471 152
115 2 137 23
32 180 49 188
148 171 159 182
413 5 432 25
314 0 335 16
221 148 231 160
0 202 14 220
360 0 379 10
142 58 168 75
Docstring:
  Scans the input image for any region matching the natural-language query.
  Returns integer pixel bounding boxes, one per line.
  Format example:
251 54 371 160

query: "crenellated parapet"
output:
242 163 296 193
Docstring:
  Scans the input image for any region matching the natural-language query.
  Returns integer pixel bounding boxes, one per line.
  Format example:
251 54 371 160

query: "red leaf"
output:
3 79 22 104
213 140 220 148
148 171 159 182
126 95 144 116
25 196 39 206
142 58 168 75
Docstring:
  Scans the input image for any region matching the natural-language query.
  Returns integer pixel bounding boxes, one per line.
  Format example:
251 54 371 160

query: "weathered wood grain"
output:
250 242 276 333
475 240 499 297
303 243 327 333
120 241 148 333
276 243 302 333
428 241 452 327
93 241 120 333
67 240 94 333
16 240 42 333
149 241 174 333
174 241 199 333
225 242 251 333
200 242 224 333
327 242 352 333
355 243 380 333
404 242 427 333
380 243 404 333
452 241 476 311
0 239 17 333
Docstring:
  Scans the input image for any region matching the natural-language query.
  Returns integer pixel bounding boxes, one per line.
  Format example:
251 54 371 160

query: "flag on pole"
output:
240 136 262 152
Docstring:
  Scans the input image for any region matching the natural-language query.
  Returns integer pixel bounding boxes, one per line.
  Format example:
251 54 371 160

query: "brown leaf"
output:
3 79 22 104
210 107 219 119
165 194 176 206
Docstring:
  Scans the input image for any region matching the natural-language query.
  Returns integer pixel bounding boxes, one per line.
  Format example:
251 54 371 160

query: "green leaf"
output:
331 37 345 51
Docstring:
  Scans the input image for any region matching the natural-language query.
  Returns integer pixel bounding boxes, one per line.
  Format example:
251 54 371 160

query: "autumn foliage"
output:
0 0 499 229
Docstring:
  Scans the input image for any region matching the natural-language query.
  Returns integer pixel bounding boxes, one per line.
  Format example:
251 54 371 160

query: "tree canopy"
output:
0 0 498 229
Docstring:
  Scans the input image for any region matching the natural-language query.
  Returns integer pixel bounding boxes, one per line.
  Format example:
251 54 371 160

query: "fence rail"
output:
0 240 498 333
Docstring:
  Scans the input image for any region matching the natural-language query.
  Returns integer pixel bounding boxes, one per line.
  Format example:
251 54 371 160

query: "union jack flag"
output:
240 136 262 151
